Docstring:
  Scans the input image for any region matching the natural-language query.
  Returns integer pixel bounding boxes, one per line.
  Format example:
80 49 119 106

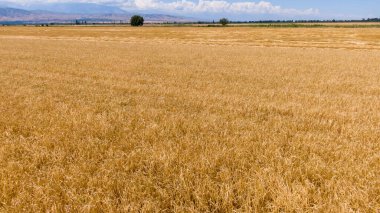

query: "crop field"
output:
0 26 379 212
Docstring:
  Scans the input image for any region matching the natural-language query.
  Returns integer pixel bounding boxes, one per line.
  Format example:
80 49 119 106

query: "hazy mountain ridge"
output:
0 2 193 23
0 7 32 17
22 2 128 15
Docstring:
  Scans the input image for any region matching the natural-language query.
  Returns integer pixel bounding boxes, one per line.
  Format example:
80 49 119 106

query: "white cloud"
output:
123 0 319 15
3 0 319 15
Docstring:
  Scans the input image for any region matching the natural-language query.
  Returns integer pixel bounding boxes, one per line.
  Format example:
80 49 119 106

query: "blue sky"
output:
268 0 380 19
2 0 380 20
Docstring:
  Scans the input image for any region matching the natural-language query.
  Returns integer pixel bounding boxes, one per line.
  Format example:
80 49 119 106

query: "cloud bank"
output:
4 0 319 16
130 0 318 15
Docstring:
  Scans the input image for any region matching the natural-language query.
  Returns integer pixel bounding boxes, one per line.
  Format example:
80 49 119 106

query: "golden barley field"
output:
0 26 379 212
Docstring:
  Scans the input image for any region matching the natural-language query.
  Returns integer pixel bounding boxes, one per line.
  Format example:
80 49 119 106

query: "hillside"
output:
0 7 32 17
0 6 192 24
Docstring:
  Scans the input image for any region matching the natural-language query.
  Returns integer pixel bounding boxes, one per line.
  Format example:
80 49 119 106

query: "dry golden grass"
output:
0 26 379 212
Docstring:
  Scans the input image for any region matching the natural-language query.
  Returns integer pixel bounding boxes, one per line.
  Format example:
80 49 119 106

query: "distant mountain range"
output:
21 2 128 15
0 2 193 24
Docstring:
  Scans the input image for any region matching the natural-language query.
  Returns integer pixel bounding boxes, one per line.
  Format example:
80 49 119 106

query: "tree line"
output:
3 16 379 26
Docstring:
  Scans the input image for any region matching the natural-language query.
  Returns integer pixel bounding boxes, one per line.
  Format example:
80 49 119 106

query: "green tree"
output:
130 15 144 26
219 18 229 26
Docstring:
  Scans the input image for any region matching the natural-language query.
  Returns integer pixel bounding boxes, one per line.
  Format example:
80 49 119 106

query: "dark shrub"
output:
130 15 144 26
220 18 229 26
